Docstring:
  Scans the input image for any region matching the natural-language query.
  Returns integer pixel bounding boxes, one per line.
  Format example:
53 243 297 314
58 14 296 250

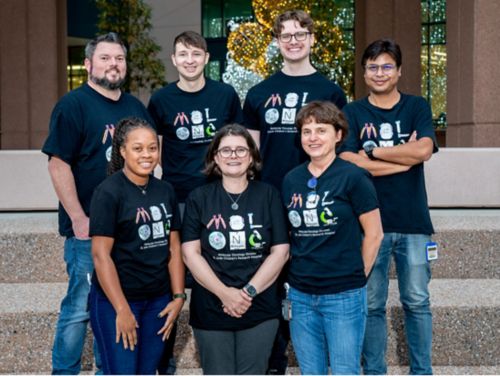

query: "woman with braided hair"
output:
88 116 185 374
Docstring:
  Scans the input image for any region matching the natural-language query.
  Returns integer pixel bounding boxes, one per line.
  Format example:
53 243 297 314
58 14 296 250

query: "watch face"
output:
245 284 257 297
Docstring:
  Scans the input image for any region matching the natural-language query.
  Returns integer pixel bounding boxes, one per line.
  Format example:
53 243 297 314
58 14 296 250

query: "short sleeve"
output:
338 105 361 154
147 95 163 134
412 97 439 153
331 87 347 110
242 91 260 131
229 88 244 124
348 169 379 217
42 102 83 164
168 186 182 231
268 187 290 246
89 186 119 237
181 191 203 243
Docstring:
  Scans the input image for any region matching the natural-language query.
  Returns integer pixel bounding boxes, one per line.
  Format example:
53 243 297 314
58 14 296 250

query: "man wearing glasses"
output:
243 10 346 375
339 39 438 375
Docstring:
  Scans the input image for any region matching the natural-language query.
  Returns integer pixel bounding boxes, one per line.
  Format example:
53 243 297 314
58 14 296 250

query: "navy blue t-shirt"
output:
338 93 438 234
282 158 378 295
148 79 243 202
182 180 289 330
243 71 347 189
89 171 181 300
42 83 153 237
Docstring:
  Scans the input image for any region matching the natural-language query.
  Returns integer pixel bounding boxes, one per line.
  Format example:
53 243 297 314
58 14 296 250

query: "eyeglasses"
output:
217 147 250 158
365 64 397 75
278 31 311 43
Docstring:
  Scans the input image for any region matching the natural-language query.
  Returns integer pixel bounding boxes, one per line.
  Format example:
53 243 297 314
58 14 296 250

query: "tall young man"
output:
147 30 243 375
42 33 153 374
148 31 243 204
243 10 347 374
243 10 347 191
339 39 438 375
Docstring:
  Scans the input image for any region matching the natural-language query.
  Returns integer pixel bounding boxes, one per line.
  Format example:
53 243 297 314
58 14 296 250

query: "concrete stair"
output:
0 210 499 374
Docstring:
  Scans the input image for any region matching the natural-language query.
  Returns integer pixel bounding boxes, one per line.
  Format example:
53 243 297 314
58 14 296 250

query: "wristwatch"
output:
243 283 257 298
363 143 378 160
173 292 187 300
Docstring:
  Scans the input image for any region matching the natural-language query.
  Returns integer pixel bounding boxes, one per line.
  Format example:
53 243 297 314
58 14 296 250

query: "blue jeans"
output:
363 233 433 375
289 286 367 375
52 237 101 374
89 286 170 375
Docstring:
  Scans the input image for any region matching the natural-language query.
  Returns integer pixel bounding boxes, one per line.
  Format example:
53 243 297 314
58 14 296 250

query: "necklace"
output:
223 183 247 210
136 180 149 195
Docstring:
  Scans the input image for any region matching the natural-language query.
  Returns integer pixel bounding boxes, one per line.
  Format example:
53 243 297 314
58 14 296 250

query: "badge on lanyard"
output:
426 241 438 261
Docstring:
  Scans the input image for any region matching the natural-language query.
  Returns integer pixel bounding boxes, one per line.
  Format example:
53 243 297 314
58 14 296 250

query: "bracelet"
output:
173 293 187 300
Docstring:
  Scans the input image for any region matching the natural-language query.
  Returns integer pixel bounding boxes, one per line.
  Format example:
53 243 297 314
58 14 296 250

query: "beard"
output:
89 68 125 90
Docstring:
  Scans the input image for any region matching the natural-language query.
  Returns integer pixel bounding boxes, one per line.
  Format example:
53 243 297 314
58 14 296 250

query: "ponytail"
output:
107 117 157 176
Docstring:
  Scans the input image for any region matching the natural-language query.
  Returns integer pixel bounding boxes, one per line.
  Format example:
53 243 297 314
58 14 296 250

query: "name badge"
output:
426 241 438 261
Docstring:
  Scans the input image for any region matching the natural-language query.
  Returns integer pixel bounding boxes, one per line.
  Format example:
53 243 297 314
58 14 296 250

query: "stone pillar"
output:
0 0 67 149
446 0 500 146
354 0 422 99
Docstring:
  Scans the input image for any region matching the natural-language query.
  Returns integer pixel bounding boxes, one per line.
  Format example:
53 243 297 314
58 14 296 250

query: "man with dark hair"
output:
339 38 438 375
148 30 243 374
243 10 347 374
42 32 153 374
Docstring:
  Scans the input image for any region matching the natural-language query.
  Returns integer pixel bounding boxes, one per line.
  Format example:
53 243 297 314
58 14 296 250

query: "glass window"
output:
421 0 447 130
67 46 87 91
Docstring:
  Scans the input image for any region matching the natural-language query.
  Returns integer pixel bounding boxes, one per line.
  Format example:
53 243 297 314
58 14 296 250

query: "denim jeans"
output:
289 286 367 375
52 237 101 375
89 286 170 375
362 233 433 375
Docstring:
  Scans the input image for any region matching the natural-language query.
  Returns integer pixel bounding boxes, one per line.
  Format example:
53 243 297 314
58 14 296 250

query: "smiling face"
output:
301 118 342 161
172 42 209 83
364 52 401 96
85 41 127 90
120 128 159 185
214 135 253 179
277 20 314 65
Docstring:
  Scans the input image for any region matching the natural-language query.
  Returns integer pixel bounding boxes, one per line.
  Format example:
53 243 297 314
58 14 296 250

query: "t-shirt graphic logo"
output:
191 110 203 124
138 224 151 241
229 231 246 250
288 210 302 228
264 94 282 108
102 124 115 144
380 123 394 140
205 123 216 137
287 193 303 208
305 192 320 209
321 191 334 206
249 230 265 249
150 206 162 221
136 207 151 224
207 214 227 230
229 215 245 230
319 207 337 225
360 123 377 140
284 93 299 107
152 221 165 239
282 108 297 124
191 124 204 139
303 209 319 227
174 112 190 126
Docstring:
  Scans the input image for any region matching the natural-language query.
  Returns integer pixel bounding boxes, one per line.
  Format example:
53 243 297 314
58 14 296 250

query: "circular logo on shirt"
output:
150 206 162 221
191 110 203 124
284 92 299 107
176 127 190 140
209 231 226 250
205 123 216 137
380 123 394 140
105 146 112 162
138 224 151 241
229 215 245 230
288 210 302 228
265 108 279 124
362 140 378 149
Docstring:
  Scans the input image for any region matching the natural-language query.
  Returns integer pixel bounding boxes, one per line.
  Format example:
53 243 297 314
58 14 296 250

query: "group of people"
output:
43 8 438 376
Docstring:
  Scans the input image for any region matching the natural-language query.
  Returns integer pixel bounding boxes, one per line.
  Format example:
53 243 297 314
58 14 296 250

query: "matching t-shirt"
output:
339 93 438 234
282 158 379 295
89 171 181 300
42 83 153 237
182 180 289 330
148 79 243 202
243 71 347 189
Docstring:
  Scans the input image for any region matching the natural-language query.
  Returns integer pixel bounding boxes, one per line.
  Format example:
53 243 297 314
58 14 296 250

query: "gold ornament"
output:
252 0 311 30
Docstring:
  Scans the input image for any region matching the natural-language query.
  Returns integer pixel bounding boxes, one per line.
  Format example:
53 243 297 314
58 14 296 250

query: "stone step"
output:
0 279 498 373
1 211 499 283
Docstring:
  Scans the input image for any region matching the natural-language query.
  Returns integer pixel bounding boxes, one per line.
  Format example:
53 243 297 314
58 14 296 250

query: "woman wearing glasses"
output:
182 123 290 375
282 101 384 375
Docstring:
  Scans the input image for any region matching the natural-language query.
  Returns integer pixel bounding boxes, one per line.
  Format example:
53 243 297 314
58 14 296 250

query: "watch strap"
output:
173 292 187 300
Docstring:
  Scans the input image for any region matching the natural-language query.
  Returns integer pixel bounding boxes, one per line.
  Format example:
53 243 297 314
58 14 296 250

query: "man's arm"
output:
371 134 434 166
340 151 410 177
48 156 89 239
